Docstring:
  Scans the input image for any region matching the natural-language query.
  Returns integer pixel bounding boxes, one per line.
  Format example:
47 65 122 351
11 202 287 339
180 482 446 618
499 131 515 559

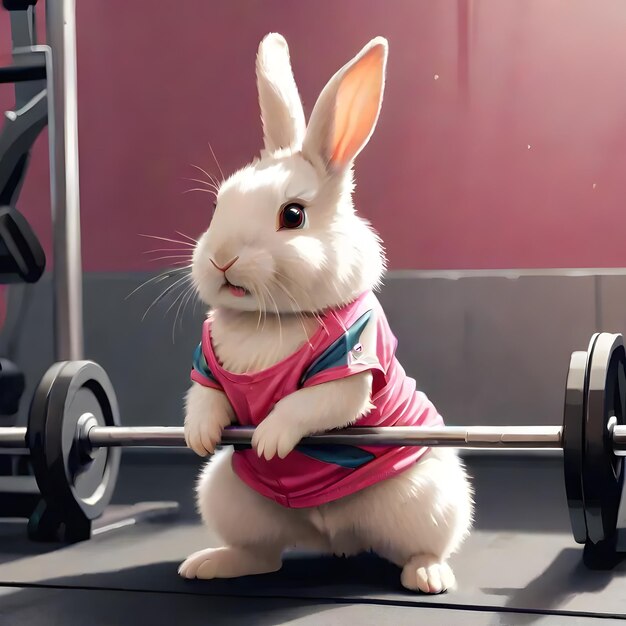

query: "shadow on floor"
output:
0 521 61 565
0 571 341 626
483 548 626 624
45 552 406 598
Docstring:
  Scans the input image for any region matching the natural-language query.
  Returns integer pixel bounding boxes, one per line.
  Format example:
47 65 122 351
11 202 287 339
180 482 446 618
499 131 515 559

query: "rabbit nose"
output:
210 256 239 273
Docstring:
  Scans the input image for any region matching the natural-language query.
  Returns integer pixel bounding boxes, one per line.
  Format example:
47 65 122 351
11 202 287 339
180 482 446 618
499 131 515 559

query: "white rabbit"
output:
179 33 473 594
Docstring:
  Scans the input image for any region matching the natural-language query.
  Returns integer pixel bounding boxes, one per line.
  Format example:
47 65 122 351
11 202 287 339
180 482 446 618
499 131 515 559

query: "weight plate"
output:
28 360 121 525
563 335 598 544
582 333 626 545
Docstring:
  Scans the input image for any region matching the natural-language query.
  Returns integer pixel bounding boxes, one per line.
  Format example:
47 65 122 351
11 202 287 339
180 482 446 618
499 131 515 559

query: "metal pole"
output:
0 425 566 451
46 0 84 361
3 423 626 454
88 424 566 449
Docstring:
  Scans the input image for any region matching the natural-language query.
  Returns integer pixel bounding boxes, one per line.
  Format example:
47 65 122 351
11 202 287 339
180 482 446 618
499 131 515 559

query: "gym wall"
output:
3 0 626 430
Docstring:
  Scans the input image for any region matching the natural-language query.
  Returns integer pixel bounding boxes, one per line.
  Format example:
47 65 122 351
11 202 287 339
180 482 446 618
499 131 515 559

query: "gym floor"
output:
2 452 626 625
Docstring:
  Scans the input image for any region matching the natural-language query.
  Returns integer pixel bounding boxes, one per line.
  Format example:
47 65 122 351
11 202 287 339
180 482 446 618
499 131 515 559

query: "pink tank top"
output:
191 291 444 508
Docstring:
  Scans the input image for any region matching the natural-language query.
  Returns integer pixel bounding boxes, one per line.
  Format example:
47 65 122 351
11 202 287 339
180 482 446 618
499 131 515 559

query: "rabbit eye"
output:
278 202 306 230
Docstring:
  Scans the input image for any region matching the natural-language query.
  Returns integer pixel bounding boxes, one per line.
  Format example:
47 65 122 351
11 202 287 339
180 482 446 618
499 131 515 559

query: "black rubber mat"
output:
1 522 626 620
2 454 626 623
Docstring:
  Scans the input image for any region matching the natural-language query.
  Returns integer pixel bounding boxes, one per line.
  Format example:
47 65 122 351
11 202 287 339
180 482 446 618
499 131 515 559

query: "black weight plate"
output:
563 336 598 544
28 360 121 522
582 333 626 545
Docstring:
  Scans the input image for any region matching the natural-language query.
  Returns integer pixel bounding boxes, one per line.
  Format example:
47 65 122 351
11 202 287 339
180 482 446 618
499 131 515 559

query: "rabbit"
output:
179 32 473 594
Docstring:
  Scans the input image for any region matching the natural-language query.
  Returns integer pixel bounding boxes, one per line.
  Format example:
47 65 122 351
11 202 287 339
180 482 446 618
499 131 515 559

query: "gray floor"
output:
2 452 626 624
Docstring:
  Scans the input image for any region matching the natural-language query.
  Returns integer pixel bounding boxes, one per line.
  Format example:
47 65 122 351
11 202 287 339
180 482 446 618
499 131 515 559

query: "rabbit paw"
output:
251 413 303 461
184 385 234 457
184 402 233 456
401 555 456 594
178 547 281 579
184 414 228 457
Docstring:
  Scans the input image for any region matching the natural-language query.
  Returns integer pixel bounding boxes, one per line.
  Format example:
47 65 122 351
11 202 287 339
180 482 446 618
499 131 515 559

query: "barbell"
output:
1 331 625 569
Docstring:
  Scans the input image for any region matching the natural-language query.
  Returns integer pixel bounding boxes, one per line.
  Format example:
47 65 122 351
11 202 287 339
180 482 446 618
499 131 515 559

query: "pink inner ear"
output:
331 46 385 167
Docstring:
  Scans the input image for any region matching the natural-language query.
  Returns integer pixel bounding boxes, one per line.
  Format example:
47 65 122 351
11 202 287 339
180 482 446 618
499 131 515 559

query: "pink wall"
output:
7 0 626 271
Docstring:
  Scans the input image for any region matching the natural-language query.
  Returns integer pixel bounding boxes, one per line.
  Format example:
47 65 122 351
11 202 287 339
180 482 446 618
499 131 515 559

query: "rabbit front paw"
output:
251 412 303 461
184 410 231 457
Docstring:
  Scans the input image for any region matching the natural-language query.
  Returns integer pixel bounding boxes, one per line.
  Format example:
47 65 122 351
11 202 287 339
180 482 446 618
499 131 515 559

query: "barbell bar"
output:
1 423 615 451
2 331 625 571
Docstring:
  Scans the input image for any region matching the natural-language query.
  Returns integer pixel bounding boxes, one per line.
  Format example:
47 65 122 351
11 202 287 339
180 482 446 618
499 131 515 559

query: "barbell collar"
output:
0 426 27 448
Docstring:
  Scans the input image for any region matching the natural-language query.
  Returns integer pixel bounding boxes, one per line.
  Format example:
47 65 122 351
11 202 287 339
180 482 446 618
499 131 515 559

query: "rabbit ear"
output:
303 37 387 172
256 33 306 153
